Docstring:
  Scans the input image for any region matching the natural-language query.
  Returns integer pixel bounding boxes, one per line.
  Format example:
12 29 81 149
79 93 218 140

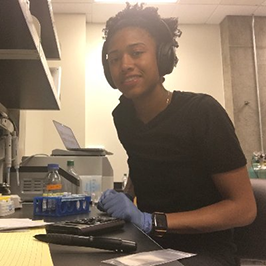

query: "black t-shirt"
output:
112 91 247 254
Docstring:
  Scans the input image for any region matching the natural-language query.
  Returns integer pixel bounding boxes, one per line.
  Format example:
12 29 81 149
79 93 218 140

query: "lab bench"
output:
4 202 184 266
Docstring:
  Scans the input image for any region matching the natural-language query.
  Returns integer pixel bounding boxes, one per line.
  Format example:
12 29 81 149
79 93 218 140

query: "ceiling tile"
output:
91 3 181 23
172 5 218 24
145 3 180 17
254 6 266 15
52 0 93 2
51 0 266 24
91 3 125 23
207 5 258 24
52 3 92 13
220 0 265 5
179 0 220 4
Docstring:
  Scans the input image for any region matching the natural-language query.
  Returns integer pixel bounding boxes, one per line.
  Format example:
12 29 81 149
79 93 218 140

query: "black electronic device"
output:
52 120 112 155
46 216 125 236
34 234 137 253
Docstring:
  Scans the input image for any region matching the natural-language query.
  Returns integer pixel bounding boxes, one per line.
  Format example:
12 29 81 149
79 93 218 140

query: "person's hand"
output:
97 189 152 233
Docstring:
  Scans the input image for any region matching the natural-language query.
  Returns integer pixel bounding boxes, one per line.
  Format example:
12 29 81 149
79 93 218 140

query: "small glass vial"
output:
44 164 62 196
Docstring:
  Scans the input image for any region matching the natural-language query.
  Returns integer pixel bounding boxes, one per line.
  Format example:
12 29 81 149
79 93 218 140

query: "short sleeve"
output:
192 95 246 174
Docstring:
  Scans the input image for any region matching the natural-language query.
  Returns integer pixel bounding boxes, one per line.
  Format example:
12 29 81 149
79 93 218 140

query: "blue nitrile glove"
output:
97 189 133 210
97 189 113 212
97 189 152 234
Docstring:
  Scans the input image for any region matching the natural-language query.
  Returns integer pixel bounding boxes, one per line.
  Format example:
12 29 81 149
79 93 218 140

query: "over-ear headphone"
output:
102 41 116 88
102 19 177 89
157 19 177 77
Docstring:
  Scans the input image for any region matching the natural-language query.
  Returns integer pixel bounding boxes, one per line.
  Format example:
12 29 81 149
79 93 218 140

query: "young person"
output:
98 3 257 266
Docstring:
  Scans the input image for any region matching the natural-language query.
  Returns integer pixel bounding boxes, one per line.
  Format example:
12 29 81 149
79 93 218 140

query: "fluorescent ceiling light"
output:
94 0 177 3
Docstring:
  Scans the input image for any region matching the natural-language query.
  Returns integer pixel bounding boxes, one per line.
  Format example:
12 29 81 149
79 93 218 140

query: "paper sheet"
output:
102 249 196 266
0 218 50 231
0 228 54 266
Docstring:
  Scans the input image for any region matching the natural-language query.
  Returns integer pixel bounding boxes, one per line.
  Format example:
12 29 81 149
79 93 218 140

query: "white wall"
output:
24 14 224 182
85 23 224 181
168 24 224 104
25 14 86 155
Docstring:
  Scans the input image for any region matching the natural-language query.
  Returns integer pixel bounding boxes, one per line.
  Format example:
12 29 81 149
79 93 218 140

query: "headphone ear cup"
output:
157 42 175 76
102 42 117 89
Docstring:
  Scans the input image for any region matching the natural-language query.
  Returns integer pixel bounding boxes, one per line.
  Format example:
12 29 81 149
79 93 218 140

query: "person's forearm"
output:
166 167 257 234
166 198 256 234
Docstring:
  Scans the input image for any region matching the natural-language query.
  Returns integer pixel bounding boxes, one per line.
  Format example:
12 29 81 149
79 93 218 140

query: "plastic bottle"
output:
44 163 62 196
258 154 266 179
66 160 80 194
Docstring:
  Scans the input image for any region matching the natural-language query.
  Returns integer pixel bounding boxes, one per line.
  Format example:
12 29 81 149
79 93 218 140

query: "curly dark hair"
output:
103 2 181 66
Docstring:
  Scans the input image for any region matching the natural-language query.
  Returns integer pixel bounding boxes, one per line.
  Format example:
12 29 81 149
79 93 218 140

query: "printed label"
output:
46 184 62 190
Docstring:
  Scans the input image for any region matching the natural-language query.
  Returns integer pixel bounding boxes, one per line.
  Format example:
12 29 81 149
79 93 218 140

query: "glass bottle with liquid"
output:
67 160 80 194
44 163 62 195
43 163 62 212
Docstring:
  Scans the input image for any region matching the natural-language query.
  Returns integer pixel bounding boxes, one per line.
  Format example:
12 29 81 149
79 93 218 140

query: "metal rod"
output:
252 15 264 154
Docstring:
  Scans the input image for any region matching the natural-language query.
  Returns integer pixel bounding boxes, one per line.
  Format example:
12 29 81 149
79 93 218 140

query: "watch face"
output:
154 212 168 234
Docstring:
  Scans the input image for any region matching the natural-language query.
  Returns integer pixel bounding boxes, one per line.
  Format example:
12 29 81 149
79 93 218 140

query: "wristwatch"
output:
152 212 168 237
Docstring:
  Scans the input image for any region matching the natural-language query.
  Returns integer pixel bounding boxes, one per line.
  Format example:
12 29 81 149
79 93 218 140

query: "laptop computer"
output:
52 120 112 155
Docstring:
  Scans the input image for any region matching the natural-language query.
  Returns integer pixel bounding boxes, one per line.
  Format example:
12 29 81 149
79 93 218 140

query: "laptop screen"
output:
53 120 81 150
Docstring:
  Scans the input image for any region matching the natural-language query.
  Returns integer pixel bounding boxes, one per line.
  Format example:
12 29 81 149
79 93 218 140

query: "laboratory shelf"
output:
30 0 61 59
0 0 61 110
